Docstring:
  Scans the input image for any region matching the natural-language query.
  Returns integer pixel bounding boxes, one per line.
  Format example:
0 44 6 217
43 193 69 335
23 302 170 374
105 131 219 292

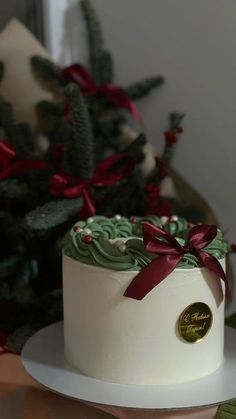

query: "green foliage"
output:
98 174 145 217
0 0 189 355
65 83 94 178
0 96 14 136
217 400 236 418
125 76 165 100
31 55 66 94
8 123 35 157
0 179 30 200
81 0 114 84
24 198 83 232
169 112 185 131
97 50 114 84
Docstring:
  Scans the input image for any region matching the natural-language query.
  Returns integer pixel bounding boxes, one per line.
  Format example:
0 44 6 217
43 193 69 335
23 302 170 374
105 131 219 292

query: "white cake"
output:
63 215 228 385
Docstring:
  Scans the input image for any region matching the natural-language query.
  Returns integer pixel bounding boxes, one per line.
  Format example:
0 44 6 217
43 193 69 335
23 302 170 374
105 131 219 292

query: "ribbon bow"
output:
124 222 230 301
62 64 141 123
49 153 135 218
0 141 48 181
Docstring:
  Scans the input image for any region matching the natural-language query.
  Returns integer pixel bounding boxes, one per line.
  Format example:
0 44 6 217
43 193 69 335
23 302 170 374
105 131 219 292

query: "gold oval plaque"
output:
178 302 213 343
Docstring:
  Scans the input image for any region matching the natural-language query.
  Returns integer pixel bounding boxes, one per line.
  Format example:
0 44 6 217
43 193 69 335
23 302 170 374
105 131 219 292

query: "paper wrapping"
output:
0 19 52 129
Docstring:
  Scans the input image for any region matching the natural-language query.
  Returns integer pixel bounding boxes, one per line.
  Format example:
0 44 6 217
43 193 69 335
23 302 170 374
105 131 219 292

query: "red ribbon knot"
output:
49 153 135 218
124 222 230 301
62 64 141 123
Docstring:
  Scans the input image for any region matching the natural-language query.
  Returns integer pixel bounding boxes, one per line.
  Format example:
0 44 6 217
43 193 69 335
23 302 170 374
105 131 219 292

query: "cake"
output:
62 215 228 385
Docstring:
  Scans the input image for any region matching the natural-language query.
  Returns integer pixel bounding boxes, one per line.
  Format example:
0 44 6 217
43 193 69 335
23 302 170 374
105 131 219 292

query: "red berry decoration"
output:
83 235 93 244
164 130 177 145
130 217 137 224
176 126 183 134
73 225 81 232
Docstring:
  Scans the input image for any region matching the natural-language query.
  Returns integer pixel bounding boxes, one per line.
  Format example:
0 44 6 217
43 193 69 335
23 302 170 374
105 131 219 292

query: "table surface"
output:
0 354 218 419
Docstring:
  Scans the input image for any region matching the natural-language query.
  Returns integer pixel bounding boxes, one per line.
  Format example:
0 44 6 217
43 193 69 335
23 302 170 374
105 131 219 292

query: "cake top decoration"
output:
64 215 228 273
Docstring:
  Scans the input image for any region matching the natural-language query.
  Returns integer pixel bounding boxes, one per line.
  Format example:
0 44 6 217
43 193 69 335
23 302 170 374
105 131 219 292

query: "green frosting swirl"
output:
63 215 228 271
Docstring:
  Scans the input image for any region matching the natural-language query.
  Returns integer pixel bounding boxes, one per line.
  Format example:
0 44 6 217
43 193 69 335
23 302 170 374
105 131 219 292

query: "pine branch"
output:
0 255 22 280
81 0 105 84
98 174 144 216
36 100 64 118
24 198 83 232
0 179 30 200
9 123 35 157
65 84 94 178
0 96 14 136
0 62 4 83
31 55 66 94
125 76 165 100
97 50 114 84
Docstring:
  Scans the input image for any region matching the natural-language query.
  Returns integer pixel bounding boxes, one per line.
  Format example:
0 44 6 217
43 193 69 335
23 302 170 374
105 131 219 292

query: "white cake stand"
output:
21 322 236 411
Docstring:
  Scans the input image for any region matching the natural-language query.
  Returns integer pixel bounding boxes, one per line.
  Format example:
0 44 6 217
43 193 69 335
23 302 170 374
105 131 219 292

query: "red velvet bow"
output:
124 222 230 301
0 141 49 181
62 64 141 123
49 153 135 218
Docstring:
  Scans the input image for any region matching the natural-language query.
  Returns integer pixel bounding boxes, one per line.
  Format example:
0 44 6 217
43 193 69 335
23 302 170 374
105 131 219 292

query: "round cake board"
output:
21 322 236 411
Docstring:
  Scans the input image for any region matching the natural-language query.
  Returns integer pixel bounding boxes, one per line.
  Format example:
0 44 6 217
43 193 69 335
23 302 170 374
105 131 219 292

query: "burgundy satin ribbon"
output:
49 153 135 217
0 141 49 181
62 64 141 123
124 222 231 300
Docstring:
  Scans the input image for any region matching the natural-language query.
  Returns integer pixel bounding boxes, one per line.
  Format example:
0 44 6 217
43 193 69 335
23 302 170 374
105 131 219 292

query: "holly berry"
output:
73 225 82 232
83 235 93 244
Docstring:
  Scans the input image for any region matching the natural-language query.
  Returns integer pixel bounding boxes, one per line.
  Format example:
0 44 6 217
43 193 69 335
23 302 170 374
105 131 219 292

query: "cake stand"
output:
21 322 236 411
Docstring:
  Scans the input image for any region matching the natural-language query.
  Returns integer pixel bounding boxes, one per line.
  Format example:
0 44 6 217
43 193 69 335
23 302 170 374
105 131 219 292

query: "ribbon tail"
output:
124 254 182 300
100 85 142 123
78 187 95 219
196 250 231 301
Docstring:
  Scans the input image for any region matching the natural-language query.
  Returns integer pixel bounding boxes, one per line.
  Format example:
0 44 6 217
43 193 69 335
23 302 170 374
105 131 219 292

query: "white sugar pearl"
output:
119 244 127 253
171 215 178 221
160 216 168 225
87 217 94 223
114 239 124 247
114 214 121 220
84 228 92 235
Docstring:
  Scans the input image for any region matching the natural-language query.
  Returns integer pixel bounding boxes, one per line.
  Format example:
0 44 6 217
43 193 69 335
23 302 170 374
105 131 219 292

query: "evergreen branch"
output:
31 55 66 94
36 100 64 118
0 96 14 135
24 198 83 232
0 62 4 83
169 112 185 131
98 50 114 84
98 175 145 216
0 179 29 200
0 255 22 280
65 84 94 178
80 0 105 84
124 76 165 100
9 123 35 157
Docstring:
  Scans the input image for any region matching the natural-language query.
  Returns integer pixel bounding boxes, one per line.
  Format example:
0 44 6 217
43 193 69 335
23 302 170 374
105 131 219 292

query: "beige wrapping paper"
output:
0 19 52 129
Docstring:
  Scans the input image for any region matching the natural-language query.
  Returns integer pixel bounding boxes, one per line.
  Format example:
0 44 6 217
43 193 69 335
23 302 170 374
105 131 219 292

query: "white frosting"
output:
63 254 225 385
